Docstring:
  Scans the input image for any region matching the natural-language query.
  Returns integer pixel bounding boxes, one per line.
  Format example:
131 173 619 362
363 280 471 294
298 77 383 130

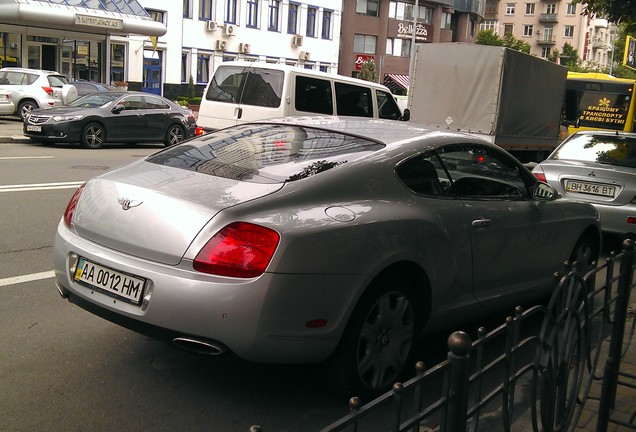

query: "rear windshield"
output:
553 134 636 168
147 123 384 183
205 66 283 108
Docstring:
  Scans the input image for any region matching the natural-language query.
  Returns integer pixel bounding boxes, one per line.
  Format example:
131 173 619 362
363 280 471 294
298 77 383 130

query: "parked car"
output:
69 80 117 97
0 67 78 120
533 130 636 237
53 117 601 398
24 91 197 148
0 88 14 115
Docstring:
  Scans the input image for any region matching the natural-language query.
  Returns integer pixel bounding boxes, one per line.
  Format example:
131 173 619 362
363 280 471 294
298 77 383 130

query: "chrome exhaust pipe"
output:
172 337 227 355
55 281 68 299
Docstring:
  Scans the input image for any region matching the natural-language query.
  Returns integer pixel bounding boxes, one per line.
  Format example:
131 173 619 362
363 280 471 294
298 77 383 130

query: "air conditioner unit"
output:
299 51 310 61
536 30 542 34
205 21 218 31
239 42 251 53
292 35 304 47
216 40 227 50
223 24 236 36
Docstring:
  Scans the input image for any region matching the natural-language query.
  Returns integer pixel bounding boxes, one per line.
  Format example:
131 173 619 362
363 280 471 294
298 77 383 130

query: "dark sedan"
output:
24 91 197 148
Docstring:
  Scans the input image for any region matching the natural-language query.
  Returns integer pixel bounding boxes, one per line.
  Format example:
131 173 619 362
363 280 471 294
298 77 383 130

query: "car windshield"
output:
147 123 385 183
69 93 121 108
553 134 636 168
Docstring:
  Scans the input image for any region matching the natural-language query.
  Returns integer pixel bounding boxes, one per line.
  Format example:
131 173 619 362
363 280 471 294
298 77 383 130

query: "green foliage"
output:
475 29 530 53
188 75 195 99
359 60 378 83
560 42 581 68
576 0 636 32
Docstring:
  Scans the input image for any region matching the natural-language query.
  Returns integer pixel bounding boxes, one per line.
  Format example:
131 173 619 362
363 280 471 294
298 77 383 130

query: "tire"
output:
18 100 38 121
321 274 423 399
569 233 599 274
165 124 185 147
81 122 106 149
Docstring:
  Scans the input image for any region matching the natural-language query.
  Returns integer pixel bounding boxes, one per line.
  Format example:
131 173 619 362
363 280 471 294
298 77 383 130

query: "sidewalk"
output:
0 116 30 143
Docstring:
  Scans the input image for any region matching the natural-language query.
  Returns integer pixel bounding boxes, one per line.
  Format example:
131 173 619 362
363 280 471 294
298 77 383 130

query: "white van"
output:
197 61 407 131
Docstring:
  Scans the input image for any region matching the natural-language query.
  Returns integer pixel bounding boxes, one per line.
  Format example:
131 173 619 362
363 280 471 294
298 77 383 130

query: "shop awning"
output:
384 73 410 92
0 0 166 36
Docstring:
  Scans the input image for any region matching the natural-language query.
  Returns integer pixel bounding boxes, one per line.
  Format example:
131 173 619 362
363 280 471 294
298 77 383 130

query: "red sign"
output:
355 55 375 70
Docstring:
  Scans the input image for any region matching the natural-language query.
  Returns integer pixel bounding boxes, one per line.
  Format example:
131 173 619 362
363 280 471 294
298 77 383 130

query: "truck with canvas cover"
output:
406 43 567 162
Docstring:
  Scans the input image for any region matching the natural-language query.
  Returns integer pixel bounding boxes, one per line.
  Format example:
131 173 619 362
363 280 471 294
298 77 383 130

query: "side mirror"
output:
533 182 557 201
400 108 410 121
112 103 125 113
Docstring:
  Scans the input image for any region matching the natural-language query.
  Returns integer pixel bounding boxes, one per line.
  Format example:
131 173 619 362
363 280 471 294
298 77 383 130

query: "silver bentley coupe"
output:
54 117 601 398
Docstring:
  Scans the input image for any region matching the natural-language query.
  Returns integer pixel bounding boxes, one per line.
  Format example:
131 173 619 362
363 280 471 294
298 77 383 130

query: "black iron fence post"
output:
597 239 635 432
441 331 472 432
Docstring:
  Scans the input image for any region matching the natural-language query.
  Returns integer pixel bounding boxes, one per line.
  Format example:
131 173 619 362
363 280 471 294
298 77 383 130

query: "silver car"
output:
532 130 636 237
0 67 78 120
54 117 600 398
0 88 14 115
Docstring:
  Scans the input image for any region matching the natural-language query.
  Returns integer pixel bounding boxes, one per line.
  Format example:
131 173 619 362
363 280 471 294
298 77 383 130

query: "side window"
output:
335 82 373 117
144 95 170 109
437 145 529 199
205 66 248 103
5 72 27 85
294 75 333 114
48 75 68 87
239 69 284 108
121 96 144 110
0 72 9 85
396 154 447 196
376 90 402 120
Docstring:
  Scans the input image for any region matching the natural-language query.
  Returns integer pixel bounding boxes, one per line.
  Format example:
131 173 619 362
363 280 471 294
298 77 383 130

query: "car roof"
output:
0 67 63 75
570 130 636 138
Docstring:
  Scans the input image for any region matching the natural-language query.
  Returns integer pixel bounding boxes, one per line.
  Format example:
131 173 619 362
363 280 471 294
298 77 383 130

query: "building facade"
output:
339 0 485 94
481 0 615 68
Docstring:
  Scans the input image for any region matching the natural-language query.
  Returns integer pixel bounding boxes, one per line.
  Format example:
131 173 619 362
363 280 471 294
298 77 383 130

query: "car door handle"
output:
136 113 145 117
472 219 491 228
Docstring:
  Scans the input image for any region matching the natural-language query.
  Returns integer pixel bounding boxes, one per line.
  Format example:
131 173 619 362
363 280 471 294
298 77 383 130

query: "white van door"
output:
199 64 285 130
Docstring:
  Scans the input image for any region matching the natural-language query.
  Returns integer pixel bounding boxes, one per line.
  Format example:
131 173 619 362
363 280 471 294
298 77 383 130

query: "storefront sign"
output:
355 55 375 70
389 21 432 42
75 14 124 30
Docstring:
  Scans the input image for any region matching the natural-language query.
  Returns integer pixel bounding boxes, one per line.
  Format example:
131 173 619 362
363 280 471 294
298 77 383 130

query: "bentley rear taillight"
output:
194 222 280 278
63 183 86 228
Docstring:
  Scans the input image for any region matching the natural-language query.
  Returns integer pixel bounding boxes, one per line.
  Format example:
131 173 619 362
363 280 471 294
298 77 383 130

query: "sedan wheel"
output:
18 100 38 121
165 124 185 147
321 275 422 399
81 122 106 149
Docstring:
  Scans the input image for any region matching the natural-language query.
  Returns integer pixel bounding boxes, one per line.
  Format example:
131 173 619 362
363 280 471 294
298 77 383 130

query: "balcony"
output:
537 35 557 45
539 13 559 23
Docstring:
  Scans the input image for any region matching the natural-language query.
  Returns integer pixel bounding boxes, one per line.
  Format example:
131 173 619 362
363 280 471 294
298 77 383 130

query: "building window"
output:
356 0 379 16
247 0 259 28
199 0 212 20
480 19 498 31
541 46 551 58
307 6 317 37
504 24 513 34
388 2 431 23
183 0 191 18
441 12 452 29
523 24 533 36
354 34 377 54
386 37 410 57
147 9 165 23
226 0 237 23
564 25 574 37
181 51 189 83
525 3 535 15
319 65 328 72
322 10 332 39
546 3 556 14
197 54 210 84
268 1 280 31
505 3 515 15
485 1 498 14
110 43 125 85
288 3 299 34
566 3 576 14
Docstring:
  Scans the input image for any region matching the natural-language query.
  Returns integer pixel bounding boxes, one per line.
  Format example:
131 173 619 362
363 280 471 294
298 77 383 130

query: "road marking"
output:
0 156 54 160
0 181 84 193
0 271 55 287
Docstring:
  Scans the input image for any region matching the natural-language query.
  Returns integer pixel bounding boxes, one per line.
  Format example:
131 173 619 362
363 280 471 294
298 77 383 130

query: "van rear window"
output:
147 123 384 183
205 66 283 108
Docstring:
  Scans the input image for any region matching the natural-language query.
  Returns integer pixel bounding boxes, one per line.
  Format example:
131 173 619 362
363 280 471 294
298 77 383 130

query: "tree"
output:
502 34 531 53
359 59 378 83
559 42 581 69
475 29 530 53
576 0 636 31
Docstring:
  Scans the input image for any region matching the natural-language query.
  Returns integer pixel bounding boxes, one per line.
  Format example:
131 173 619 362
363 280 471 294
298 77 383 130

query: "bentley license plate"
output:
74 257 146 304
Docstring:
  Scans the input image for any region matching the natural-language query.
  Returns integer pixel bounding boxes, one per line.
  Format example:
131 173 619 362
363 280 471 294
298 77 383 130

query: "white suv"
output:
0 67 78 121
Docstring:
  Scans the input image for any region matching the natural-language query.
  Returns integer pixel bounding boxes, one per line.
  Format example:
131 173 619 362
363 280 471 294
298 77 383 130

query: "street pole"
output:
609 32 616 76
408 0 419 96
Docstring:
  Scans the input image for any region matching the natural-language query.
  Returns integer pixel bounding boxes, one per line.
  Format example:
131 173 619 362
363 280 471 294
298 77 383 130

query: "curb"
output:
0 136 31 144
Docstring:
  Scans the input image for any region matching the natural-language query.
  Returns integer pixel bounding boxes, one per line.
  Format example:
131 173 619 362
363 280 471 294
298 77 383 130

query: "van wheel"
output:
321 274 422 399
18 100 38 121
81 122 105 149
165 124 185 146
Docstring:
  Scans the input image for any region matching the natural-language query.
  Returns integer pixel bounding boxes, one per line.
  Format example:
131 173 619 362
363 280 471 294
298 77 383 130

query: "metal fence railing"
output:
250 240 636 432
